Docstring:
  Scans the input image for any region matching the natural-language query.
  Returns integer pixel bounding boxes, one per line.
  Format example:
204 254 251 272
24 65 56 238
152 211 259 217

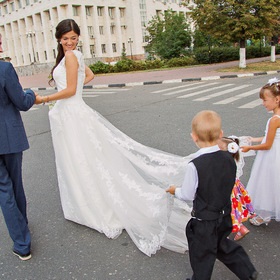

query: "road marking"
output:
177 84 233 99
163 82 219 96
214 88 260 104
239 99 262 108
151 82 204 93
194 85 251 101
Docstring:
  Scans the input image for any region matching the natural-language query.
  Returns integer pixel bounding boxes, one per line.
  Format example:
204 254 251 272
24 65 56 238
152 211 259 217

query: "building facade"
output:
0 0 192 72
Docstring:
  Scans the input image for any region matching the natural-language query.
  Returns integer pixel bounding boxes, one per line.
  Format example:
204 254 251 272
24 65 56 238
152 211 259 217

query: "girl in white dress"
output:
36 19 192 256
241 77 280 226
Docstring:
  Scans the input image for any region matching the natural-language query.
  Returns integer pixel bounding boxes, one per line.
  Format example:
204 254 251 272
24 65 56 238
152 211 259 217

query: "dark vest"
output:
191 150 236 221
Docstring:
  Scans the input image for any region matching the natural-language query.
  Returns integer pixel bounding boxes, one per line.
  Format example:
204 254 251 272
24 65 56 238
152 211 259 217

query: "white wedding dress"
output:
49 50 192 256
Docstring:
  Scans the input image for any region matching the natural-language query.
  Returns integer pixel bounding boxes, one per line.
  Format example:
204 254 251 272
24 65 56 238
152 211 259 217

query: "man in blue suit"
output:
0 34 38 260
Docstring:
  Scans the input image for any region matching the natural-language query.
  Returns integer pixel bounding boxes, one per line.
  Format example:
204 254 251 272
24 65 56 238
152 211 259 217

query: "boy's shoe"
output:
13 250 32 261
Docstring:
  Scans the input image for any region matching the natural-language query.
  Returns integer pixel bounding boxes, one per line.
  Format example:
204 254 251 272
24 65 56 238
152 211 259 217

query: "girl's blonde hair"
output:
260 80 280 101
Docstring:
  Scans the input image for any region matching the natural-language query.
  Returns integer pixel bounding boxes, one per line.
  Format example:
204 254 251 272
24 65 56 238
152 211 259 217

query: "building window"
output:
112 43 117 53
108 7 114 19
101 44 106 53
44 51 47 60
10 2 15 11
53 49 56 59
110 25 115 34
25 0 30 5
85 6 91 16
97 7 103 16
73 6 79 16
90 45 95 56
4 5 8 14
17 0 22 8
88 26 93 37
120 8 125 18
99 26 104 35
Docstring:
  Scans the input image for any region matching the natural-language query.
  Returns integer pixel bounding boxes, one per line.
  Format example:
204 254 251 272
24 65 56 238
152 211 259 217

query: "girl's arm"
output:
250 136 264 143
84 65 94 84
39 51 78 103
241 117 280 152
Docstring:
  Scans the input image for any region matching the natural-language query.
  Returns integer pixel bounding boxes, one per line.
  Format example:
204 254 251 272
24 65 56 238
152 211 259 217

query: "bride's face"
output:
60 30 79 53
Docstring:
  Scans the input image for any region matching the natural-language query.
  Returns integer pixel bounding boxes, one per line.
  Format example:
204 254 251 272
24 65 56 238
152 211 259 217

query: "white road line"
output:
83 95 99 98
83 91 115 94
151 82 204 93
163 82 219 96
194 85 251 101
238 99 262 108
214 88 260 104
177 84 233 99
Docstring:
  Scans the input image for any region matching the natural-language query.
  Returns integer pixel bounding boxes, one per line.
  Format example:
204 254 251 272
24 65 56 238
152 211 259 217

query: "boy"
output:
166 110 257 280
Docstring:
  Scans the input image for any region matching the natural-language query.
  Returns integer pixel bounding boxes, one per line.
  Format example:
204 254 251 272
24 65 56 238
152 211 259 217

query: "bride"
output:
36 19 192 256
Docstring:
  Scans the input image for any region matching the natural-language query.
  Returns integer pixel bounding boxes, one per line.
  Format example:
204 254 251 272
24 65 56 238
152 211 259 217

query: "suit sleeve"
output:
4 63 35 111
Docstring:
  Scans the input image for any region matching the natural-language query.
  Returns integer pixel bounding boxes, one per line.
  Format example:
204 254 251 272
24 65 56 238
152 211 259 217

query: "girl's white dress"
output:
246 115 280 221
48 50 192 256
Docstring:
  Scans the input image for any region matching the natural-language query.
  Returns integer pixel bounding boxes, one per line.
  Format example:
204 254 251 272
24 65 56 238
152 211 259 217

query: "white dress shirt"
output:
175 145 220 201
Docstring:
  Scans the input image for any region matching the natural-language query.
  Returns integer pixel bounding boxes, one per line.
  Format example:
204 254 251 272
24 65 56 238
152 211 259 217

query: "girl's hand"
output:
166 185 176 195
241 146 251 153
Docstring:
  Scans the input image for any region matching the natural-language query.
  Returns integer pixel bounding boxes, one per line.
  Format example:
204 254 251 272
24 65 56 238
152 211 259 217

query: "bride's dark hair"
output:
49 19 80 85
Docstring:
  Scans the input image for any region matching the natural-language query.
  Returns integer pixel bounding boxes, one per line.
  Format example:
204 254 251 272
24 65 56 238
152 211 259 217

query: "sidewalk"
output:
19 55 280 90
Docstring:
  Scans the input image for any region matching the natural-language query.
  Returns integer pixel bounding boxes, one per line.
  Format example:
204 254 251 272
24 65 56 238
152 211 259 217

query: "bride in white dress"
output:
36 19 192 256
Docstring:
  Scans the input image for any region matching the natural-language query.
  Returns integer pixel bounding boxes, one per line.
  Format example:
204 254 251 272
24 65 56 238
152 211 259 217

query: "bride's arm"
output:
84 65 94 84
37 51 78 104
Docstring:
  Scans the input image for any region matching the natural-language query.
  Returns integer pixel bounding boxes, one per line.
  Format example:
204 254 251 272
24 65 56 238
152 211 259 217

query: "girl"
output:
218 137 255 241
242 77 280 226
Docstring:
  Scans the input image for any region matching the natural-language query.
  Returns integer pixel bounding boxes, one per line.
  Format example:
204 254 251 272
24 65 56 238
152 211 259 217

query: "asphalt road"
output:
0 75 279 280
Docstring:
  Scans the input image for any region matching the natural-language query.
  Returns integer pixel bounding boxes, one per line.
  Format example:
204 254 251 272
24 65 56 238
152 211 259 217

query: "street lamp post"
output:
128 37 133 60
26 31 36 63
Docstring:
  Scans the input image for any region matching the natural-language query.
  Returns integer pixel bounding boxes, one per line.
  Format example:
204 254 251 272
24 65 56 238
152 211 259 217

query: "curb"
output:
24 70 280 91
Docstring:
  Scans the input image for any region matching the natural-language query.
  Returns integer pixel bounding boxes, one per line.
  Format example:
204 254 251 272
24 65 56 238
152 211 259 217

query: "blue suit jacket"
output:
0 61 35 155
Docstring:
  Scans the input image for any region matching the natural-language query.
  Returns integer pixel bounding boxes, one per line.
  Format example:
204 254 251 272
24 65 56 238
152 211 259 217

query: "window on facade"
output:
112 43 117 53
90 45 95 55
97 7 103 16
99 26 104 35
53 49 56 59
17 0 22 8
73 6 79 16
85 6 91 16
10 2 15 11
88 26 93 36
110 25 115 34
34 0 38 2
108 7 114 19
25 0 30 5
101 44 106 53
120 8 125 18
44 51 47 60
0 9 1 16
4 5 8 14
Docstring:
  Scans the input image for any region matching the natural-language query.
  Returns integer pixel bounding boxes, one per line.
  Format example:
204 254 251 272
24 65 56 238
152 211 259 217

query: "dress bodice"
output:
264 115 280 141
53 50 85 104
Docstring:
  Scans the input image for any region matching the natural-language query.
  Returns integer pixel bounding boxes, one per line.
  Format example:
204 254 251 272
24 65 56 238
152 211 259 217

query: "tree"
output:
145 10 192 60
184 0 280 68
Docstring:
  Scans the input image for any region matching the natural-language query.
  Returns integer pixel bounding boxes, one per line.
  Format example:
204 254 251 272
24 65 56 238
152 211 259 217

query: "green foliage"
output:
89 61 112 74
145 9 192 59
194 45 280 64
188 0 280 44
164 56 197 67
113 59 135 72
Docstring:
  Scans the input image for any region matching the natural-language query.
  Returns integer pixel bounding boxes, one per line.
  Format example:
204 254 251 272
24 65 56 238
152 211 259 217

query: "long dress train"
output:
48 50 192 256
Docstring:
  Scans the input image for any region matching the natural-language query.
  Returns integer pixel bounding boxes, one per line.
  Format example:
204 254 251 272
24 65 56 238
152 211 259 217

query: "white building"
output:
0 0 192 71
